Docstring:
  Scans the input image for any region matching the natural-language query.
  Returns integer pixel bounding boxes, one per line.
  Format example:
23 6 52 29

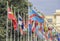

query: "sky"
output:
28 0 60 15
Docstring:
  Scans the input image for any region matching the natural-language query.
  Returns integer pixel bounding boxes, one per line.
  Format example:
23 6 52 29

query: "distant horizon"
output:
28 0 60 15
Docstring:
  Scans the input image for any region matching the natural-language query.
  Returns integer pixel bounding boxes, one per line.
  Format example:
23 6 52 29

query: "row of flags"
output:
7 7 25 35
28 7 60 41
7 6 60 41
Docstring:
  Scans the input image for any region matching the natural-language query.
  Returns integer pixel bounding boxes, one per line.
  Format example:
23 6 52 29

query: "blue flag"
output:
35 26 45 39
18 15 24 30
28 24 32 36
28 7 44 23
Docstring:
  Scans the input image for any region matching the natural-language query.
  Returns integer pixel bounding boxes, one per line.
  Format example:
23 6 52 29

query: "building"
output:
45 10 60 33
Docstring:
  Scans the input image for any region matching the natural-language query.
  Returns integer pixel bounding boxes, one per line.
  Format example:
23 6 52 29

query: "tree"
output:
0 0 28 41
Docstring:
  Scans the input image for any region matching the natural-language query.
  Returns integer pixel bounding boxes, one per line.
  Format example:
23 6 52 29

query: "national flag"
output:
32 21 35 32
18 14 24 29
18 14 25 35
18 14 22 25
44 22 48 32
35 24 45 39
28 19 33 35
12 19 17 30
28 7 44 23
32 21 38 32
8 7 14 20
7 7 17 30
38 22 48 40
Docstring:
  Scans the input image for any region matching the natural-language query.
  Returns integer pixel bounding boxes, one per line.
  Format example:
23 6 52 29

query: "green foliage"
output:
0 0 28 41
0 0 28 27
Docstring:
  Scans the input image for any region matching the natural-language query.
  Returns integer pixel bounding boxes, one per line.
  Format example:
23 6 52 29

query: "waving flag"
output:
8 7 14 20
7 7 17 30
18 14 25 35
32 21 35 32
18 14 24 30
18 14 22 25
28 7 44 23
35 24 45 39
28 19 33 35
44 22 48 32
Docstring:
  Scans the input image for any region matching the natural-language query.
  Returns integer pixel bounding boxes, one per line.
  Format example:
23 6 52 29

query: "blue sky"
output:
28 0 60 15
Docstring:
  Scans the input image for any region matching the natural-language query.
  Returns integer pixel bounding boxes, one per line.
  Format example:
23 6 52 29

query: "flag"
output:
7 7 17 30
32 21 35 32
12 19 17 30
28 19 33 35
18 14 24 29
39 23 48 40
32 21 38 32
28 7 44 23
18 14 25 35
8 7 14 20
18 14 22 25
35 24 45 39
44 22 48 32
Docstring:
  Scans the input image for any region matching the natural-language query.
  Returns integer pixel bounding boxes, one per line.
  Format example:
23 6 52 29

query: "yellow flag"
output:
44 22 48 32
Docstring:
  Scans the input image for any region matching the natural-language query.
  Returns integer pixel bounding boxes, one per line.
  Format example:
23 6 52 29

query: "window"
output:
56 16 60 26
47 18 52 23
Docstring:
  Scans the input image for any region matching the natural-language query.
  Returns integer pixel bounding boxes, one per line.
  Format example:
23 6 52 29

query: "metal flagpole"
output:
19 13 22 41
25 14 27 41
35 22 37 41
10 5 13 41
14 7 16 41
24 14 26 41
23 13 26 41
23 13 24 41
31 17 32 41
28 7 30 41
18 9 19 41
22 11 23 41
34 21 36 41
6 1 8 41
42 23 44 41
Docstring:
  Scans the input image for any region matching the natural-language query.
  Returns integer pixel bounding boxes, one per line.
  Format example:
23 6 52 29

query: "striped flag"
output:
32 21 35 32
7 7 17 30
32 21 38 32
35 23 45 39
18 14 25 35
28 7 44 23
18 14 24 29
28 19 33 35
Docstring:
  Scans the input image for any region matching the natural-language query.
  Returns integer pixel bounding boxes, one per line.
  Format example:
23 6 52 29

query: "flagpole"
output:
31 21 32 41
30 16 32 41
34 21 36 41
32 21 35 41
20 11 22 41
23 13 25 41
35 21 37 41
18 9 19 41
6 1 8 41
10 5 13 41
14 7 16 41
28 7 30 41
